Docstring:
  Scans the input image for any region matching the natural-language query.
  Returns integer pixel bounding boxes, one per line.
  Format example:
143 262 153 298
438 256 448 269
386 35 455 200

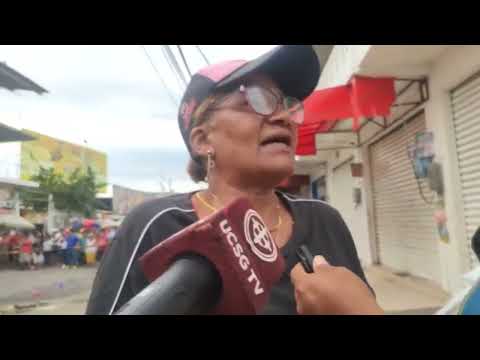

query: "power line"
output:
195 45 210 65
160 46 186 93
176 45 192 78
140 45 179 106
160 46 184 91
162 45 189 87
139 45 179 107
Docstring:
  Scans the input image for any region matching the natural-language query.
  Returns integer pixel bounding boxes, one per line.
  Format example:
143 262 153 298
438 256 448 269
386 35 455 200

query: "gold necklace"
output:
195 192 283 233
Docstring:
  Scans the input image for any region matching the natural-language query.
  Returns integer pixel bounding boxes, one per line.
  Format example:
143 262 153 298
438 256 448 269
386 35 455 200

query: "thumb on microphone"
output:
290 255 329 285
313 255 330 272
290 255 329 315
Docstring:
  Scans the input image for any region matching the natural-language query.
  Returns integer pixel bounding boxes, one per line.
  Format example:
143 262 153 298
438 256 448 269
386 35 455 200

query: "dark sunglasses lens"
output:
284 97 304 124
245 85 277 115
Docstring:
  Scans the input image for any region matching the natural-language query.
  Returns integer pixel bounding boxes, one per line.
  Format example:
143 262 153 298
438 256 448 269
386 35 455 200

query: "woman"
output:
32 246 44 270
77 229 87 266
52 230 67 268
86 45 382 315
95 229 108 262
19 232 33 271
64 226 80 269
6 230 20 266
42 233 54 266
85 233 98 265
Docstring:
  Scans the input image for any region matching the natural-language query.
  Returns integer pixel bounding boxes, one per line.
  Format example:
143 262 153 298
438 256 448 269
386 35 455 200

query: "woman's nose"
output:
266 106 292 127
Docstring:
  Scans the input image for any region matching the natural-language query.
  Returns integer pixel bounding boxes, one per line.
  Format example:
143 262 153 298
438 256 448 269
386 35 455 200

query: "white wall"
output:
318 45 372 89
325 148 372 267
309 164 326 181
0 142 21 178
424 45 480 292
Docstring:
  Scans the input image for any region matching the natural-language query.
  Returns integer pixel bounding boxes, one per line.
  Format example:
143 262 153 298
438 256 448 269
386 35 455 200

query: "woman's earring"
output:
206 149 215 183
207 149 215 169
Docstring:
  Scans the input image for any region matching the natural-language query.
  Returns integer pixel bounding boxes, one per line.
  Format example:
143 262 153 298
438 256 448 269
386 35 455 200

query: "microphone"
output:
115 197 285 315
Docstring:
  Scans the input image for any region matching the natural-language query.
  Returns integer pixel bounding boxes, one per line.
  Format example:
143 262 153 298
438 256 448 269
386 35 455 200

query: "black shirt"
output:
86 191 372 315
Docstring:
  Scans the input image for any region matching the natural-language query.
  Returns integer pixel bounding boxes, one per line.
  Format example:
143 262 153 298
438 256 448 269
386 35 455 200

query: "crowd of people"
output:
0 224 116 270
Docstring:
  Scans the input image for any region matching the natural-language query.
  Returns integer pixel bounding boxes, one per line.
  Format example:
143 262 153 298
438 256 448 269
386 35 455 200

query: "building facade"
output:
296 45 480 293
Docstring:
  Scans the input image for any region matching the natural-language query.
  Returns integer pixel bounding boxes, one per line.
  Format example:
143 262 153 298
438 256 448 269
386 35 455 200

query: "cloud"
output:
0 45 276 192
107 147 205 193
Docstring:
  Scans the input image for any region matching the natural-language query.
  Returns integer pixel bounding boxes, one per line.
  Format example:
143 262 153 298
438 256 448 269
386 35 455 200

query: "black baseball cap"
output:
178 45 321 158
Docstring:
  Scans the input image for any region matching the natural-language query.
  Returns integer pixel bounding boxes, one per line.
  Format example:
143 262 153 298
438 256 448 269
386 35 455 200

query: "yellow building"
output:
20 130 107 192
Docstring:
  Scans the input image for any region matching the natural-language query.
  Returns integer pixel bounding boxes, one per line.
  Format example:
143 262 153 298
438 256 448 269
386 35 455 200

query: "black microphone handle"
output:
114 254 222 315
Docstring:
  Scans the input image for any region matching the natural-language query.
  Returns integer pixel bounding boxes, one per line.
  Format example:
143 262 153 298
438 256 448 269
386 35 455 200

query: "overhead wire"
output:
160 46 186 94
139 45 179 107
195 45 210 65
162 45 189 87
176 45 192 78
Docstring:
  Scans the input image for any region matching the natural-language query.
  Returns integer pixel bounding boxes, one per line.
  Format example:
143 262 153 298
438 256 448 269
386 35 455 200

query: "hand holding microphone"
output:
290 252 383 315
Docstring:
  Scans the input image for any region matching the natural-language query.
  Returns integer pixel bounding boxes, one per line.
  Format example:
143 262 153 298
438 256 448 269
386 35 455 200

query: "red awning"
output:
296 76 396 155
296 120 337 155
351 76 396 127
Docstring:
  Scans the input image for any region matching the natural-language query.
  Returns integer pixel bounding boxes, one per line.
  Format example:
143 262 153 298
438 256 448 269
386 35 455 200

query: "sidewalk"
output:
365 265 450 315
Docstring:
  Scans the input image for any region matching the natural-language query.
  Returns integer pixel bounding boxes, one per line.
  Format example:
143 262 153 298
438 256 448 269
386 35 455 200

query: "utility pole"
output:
14 191 20 216
47 194 55 233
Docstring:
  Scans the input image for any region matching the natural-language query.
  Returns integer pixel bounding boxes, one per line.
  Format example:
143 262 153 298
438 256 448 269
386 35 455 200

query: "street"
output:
0 263 450 315
0 265 97 315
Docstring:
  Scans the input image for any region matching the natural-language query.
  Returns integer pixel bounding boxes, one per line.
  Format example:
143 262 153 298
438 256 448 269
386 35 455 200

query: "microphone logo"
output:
244 209 278 263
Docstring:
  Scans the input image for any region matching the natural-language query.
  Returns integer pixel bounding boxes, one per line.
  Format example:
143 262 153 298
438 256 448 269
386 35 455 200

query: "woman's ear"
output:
189 125 211 158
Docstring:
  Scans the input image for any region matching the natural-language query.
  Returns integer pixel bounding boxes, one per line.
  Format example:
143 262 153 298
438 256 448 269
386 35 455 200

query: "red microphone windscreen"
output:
139 197 285 314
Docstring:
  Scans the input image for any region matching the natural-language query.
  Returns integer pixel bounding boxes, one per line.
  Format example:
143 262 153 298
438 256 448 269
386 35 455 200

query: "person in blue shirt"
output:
65 226 81 269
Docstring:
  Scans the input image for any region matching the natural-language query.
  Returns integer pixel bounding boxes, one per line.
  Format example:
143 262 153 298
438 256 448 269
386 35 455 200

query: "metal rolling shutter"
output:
370 113 441 282
451 73 480 270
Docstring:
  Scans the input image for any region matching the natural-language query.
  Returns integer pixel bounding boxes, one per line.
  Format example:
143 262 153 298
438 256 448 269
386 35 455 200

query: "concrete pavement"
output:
0 265 98 315
365 265 450 315
10 291 91 315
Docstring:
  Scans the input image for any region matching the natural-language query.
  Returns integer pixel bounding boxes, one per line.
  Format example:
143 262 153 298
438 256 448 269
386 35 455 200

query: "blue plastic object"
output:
459 281 480 315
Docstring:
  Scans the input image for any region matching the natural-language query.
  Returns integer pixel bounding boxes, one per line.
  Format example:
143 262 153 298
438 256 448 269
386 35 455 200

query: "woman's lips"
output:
259 142 292 153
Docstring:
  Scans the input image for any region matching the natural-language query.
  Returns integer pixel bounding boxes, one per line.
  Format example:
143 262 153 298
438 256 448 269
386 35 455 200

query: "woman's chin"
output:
256 161 294 184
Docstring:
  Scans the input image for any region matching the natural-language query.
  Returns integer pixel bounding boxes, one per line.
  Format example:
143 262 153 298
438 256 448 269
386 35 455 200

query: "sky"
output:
0 45 276 194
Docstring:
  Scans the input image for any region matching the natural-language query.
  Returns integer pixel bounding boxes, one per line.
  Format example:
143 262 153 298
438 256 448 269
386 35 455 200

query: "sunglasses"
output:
208 84 304 125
